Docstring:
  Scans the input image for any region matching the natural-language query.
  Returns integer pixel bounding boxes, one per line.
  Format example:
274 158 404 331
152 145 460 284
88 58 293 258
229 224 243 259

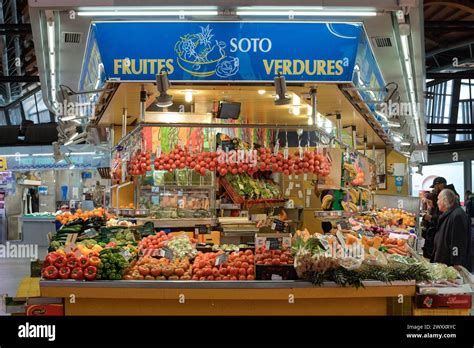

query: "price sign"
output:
336 231 346 249
283 146 289 160
159 247 174 260
119 249 133 262
271 219 286 232
337 221 351 230
83 228 98 239
265 237 281 250
195 224 210 234
215 252 229 266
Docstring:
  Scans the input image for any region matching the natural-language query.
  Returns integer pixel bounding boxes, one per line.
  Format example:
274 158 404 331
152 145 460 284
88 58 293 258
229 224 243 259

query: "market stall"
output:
35 19 472 317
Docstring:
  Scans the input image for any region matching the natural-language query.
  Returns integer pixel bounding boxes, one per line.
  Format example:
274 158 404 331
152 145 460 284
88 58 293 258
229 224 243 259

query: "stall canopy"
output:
81 21 386 110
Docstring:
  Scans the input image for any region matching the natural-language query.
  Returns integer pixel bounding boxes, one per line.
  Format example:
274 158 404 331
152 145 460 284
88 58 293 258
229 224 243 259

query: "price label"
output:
195 224 210 234
283 146 289 160
83 228 98 239
273 142 280 156
215 252 229 266
336 231 346 249
271 274 283 281
159 247 174 260
270 219 286 232
156 145 162 158
265 237 282 250
119 249 133 262
299 147 304 160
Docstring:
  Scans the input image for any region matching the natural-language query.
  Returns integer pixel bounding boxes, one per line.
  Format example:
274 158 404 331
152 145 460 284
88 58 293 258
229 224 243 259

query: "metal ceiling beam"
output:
428 123 474 130
426 71 474 79
0 76 39 82
425 21 474 31
426 39 474 58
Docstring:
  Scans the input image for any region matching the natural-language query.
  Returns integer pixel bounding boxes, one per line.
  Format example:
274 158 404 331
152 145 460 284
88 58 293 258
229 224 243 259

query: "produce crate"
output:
255 264 297 280
219 177 286 206
219 177 244 204
415 294 472 309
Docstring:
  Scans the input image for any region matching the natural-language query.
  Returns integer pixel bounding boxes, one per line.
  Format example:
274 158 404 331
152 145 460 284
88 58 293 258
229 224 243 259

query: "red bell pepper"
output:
78 255 90 268
89 256 101 267
105 241 117 248
84 265 97 281
59 266 71 279
70 267 84 280
54 255 67 268
45 252 59 265
42 265 59 279
67 256 79 269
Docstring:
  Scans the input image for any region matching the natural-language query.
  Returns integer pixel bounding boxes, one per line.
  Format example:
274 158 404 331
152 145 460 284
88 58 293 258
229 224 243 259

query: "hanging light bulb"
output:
184 90 193 103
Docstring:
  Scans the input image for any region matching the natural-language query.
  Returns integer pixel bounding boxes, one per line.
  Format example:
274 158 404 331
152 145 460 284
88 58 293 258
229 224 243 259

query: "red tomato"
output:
203 268 212 277
272 258 280 265
241 262 249 269
244 250 253 256
212 268 220 277
239 275 246 281
234 261 242 269
199 277 206 281
230 276 238 280
247 267 254 275
219 267 228 275
247 275 255 280
239 268 247 276
207 275 214 281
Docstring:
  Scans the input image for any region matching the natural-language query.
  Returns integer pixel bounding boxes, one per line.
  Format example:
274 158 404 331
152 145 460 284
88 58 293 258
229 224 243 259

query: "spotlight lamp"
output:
155 70 173 108
274 73 291 105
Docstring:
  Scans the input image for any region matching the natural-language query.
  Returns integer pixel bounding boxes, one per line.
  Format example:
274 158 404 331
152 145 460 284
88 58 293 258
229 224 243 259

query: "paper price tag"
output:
265 238 281 250
288 182 294 190
298 190 303 199
273 142 280 156
271 274 283 281
159 247 174 260
284 189 291 196
284 146 289 160
215 253 229 266
336 231 346 249
299 147 304 160
64 242 77 254
156 145 162 158
119 249 133 262
195 224 210 234
271 219 286 232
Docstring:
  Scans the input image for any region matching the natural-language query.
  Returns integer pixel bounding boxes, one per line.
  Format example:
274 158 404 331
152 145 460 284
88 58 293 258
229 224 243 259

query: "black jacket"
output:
431 205 471 271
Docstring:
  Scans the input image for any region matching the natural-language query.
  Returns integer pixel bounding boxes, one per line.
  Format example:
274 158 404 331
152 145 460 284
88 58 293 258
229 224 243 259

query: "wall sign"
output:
81 21 384 85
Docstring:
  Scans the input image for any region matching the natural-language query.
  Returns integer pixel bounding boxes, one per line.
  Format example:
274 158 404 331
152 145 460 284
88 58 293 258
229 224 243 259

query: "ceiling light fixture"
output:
236 7 377 17
258 89 266 95
155 70 173 108
77 9 218 17
274 74 291 105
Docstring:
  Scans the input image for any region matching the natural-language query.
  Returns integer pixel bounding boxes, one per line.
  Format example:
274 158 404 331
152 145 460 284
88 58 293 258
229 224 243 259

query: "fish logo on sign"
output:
0 156 7 171
174 25 239 78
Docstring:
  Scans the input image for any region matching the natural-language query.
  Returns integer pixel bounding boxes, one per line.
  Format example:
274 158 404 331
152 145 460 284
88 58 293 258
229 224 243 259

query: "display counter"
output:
21 215 55 247
40 280 415 316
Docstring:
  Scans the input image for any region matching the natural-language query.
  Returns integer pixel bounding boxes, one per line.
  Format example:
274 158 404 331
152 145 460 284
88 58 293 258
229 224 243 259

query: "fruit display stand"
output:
39 279 415 316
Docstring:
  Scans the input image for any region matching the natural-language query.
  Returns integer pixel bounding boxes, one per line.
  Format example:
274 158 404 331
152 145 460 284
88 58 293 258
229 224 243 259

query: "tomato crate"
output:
255 264 297 280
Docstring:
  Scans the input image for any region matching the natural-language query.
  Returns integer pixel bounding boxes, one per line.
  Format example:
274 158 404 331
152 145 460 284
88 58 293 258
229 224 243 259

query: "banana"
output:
321 195 334 210
348 202 359 212
349 189 359 204
361 190 367 201
341 201 350 212
344 163 357 176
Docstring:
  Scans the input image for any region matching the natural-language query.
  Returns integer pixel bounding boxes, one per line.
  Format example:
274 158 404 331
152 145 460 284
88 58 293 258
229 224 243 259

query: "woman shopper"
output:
431 189 471 271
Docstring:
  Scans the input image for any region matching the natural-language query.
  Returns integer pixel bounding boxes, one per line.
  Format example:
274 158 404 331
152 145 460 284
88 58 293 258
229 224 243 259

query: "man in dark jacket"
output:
431 189 471 271
422 177 459 258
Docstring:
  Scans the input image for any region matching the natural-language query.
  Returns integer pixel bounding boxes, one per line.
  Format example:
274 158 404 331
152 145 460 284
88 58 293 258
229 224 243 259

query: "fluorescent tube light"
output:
32 153 54 157
77 10 218 16
236 10 376 16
